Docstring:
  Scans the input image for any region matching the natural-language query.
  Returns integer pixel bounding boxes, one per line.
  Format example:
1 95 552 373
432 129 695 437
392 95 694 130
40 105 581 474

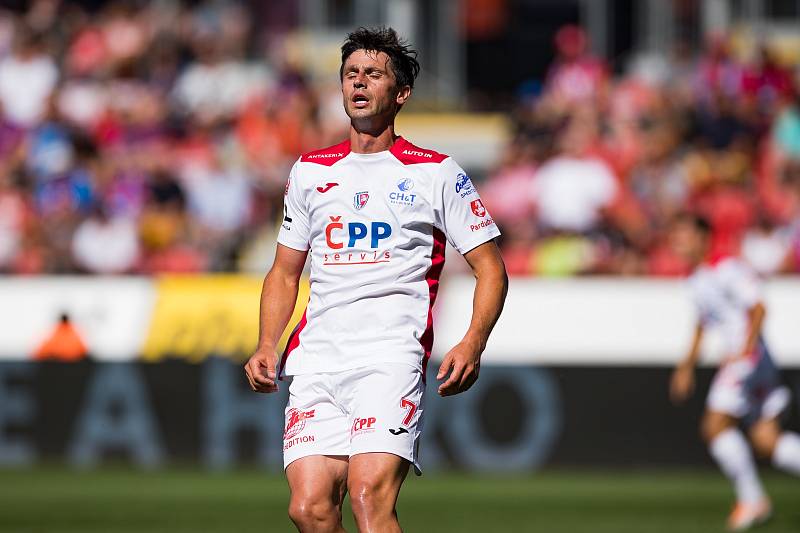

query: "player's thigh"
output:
346 364 424 474
701 409 739 442
347 452 410 507
706 361 752 422
286 454 350 508
283 374 351 470
748 418 781 459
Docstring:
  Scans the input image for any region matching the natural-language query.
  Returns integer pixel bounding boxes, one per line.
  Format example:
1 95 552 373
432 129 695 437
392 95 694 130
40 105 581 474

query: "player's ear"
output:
395 85 411 105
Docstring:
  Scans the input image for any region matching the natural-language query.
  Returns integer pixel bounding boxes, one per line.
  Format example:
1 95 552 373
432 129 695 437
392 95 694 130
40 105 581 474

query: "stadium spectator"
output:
529 111 618 234
543 24 609 109
0 170 26 271
71 205 139 274
0 2 799 278
0 28 57 127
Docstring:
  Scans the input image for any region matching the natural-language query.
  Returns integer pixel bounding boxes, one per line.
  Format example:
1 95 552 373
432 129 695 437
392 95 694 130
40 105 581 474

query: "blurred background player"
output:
670 214 800 531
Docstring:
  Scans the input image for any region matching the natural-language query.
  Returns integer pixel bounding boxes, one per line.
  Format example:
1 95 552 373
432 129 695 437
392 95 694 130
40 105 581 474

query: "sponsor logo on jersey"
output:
354 191 370 210
282 203 293 231
398 178 414 191
389 427 409 435
455 173 476 198
389 178 417 207
284 408 315 440
352 416 377 436
470 218 495 232
323 215 392 265
316 182 339 193
470 199 487 217
402 149 433 159
307 152 345 160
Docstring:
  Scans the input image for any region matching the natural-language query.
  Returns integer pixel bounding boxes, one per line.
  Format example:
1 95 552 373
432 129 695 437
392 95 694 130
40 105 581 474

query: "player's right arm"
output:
245 244 308 393
246 162 310 393
670 321 704 404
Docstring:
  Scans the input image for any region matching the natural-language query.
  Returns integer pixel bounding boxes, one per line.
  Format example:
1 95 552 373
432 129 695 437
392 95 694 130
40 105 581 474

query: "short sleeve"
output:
277 161 311 251
433 158 501 254
687 276 712 325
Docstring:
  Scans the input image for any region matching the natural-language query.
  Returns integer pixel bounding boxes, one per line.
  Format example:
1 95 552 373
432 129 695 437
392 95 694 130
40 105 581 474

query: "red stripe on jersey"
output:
704 250 732 268
301 140 351 166
390 137 448 165
278 309 307 380
420 228 447 381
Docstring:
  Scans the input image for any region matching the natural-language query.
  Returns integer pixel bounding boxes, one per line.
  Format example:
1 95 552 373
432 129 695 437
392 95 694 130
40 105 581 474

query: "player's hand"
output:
437 340 481 397
669 364 695 404
244 347 279 393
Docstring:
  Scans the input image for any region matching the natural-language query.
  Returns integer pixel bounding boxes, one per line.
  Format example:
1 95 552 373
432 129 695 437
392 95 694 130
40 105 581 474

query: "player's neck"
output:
349 122 398 154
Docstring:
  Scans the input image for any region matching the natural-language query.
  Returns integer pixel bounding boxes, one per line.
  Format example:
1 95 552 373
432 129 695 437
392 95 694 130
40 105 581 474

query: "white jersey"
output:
688 256 763 356
277 137 501 377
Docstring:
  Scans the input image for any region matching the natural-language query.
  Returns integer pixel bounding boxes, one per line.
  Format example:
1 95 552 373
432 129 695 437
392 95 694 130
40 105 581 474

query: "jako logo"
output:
316 182 339 193
352 417 377 433
325 216 392 249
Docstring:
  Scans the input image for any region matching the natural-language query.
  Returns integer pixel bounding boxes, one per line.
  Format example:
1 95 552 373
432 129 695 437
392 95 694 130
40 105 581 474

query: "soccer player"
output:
244 27 507 532
670 215 800 531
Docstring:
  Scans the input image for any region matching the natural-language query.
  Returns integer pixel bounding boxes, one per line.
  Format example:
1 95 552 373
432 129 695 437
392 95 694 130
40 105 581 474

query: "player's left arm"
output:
437 240 508 397
739 301 766 360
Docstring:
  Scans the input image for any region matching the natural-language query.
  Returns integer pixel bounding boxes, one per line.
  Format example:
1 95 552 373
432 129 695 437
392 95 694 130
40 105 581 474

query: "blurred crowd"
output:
0 0 347 275
2 2 800 277
484 25 800 277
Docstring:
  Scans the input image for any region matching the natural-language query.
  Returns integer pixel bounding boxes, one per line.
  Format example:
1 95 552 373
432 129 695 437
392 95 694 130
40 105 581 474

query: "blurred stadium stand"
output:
1 0 800 276
1 0 800 475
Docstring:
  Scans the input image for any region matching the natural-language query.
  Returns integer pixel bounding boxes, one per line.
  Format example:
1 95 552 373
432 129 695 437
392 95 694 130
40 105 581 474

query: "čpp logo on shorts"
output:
351 416 377 436
284 408 315 440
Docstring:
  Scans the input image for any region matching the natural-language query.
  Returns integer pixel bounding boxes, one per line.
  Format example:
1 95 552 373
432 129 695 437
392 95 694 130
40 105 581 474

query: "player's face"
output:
670 221 708 265
341 49 410 123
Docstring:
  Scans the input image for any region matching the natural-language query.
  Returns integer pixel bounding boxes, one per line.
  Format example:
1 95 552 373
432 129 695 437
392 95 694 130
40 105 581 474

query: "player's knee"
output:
348 476 394 520
700 413 728 443
749 426 778 459
288 495 338 529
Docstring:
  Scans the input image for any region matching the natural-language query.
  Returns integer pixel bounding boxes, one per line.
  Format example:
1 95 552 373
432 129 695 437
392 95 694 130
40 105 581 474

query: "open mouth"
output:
352 94 369 108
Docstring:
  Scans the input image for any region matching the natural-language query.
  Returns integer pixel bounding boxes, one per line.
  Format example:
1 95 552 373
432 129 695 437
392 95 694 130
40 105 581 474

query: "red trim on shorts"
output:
419 228 447 382
278 309 307 379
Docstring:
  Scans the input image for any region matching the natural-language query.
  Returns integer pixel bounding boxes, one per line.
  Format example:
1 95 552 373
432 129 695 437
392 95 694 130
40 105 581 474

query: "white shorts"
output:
282 363 425 474
707 347 791 425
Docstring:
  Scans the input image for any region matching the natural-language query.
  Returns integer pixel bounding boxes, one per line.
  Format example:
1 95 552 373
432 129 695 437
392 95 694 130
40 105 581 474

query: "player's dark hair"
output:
680 212 712 235
340 27 420 89
694 215 712 235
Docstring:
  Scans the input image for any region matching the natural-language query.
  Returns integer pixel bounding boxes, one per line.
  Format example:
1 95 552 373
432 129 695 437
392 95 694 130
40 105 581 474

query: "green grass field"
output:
0 468 798 532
